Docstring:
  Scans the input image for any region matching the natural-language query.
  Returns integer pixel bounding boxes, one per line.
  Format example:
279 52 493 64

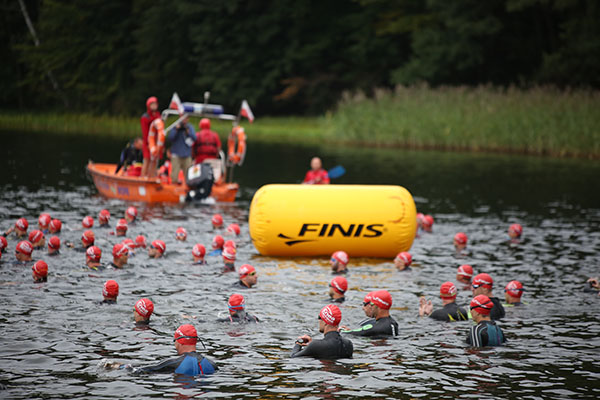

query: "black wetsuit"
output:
115 140 143 173
136 351 217 376
216 312 259 323
430 302 469 322
332 269 347 275
466 320 505 347
101 299 117 304
233 280 252 289
342 316 399 337
291 331 353 359
398 266 412 272
489 297 506 320
583 282 599 293
48 251 60 256
330 296 345 304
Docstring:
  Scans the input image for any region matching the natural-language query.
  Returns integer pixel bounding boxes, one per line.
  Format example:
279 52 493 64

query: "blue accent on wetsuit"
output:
174 355 216 375
137 351 217 376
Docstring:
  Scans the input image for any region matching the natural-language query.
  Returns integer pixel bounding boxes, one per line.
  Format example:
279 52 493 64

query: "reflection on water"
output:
0 130 599 399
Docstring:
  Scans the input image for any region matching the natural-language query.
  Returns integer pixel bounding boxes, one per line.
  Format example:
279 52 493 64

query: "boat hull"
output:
86 162 238 203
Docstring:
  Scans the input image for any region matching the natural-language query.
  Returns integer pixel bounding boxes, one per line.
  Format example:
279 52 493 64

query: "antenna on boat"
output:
204 91 210 107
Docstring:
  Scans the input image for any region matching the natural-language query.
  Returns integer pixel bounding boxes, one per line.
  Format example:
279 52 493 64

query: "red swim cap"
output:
330 276 348 294
331 250 349 266
134 298 154 318
135 235 147 248
121 238 135 250
175 227 187 239
224 240 236 249
509 224 523 238
319 304 342 326
454 232 468 245
423 215 434 228
38 213 51 229
82 216 94 228
174 324 198 345
472 273 493 290
222 246 236 261
457 264 474 278
48 236 60 250
228 294 245 311
211 214 223 227
112 243 129 258
86 246 102 262
440 281 458 299
81 230 95 246
151 240 166 254
0 236 8 251
28 229 44 244
103 280 119 298
32 260 48 277
363 291 374 304
192 243 206 258
470 294 493 315
416 213 425 224
49 219 62 232
146 96 158 107
505 280 524 298
126 206 138 219
16 241 33 256
99 209 110 224
212 235 224 250
16 218 28 231
371 290 392 310
116 219 128 231
227 223 241 236
239 264 255 278
396 251 412 266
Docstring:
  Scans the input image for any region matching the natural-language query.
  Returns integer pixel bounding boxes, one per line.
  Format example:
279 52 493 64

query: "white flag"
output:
240 100 255 123
169 92 184 115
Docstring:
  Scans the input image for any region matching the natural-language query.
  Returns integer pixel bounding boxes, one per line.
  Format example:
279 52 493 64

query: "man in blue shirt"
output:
168 116 196 184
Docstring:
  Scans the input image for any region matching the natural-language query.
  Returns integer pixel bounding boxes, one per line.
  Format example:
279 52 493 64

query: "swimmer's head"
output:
0 236 8 252
212 235 224 250
81 230 95 247
472 273 493 296
504 280 524 303
453 232 468 250
112 243 129 266
86 246 102 264
394 251 412 270
192 244 206 261
173 324 198 352
228 293 245 314
148 240 166 258
211 214 223 228
15 217 29 233
330 251 349 272
329 276 348 299
125 206 138 222
440 281 458 301
32 260 48 282
98 209 110 225
456 264 473 284
175 227 187 241
38 213 51 230
470 294 493 321
370 290 392 311
226 223 240 236
508 224 523 239
15 240 33 261
222 246 236 263
82 216 94 229
103 280 119 300
48 236 61 254
135 235 147 249
116 219 128 236
239 264 257 287
49 219 62 233
319 304 342 332
134 298 154 322
28 229 45 247
422 215 434 231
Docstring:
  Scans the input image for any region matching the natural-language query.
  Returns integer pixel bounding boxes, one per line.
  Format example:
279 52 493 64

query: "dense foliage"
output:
2 0 599 115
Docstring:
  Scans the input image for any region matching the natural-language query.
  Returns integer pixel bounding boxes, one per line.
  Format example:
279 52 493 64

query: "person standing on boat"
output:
192 118 222 164
303 157 330 184
140 96 160 177
168 115 196 184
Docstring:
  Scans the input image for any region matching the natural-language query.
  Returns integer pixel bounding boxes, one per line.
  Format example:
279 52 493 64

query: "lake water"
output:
0 130 599 399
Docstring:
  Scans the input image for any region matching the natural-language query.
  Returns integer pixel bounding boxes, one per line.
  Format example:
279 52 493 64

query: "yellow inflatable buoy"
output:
249 184 417 257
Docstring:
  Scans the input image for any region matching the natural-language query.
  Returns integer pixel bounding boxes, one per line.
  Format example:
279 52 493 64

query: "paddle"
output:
327 165 346 180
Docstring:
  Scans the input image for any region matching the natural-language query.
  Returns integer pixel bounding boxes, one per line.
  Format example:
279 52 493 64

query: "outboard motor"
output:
185 163 214 201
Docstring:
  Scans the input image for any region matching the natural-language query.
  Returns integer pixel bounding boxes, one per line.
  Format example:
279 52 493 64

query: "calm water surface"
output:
0 130 599 399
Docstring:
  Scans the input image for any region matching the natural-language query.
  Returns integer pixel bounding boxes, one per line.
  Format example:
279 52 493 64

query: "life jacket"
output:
194 130 220 162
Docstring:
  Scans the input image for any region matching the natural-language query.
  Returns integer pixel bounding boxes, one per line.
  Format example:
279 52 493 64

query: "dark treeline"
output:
2 0 599 115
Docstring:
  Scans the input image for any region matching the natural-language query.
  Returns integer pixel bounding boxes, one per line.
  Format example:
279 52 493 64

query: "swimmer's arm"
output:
339 323 374 336
291 337 316 358
136 356 183 374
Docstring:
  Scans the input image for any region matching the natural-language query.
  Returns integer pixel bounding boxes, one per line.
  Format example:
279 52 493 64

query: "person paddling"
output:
303 157 330 184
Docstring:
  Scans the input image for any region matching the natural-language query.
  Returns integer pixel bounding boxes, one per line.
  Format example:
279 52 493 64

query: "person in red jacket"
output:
140 96 160 177
192 118 221 164
303 157 330 184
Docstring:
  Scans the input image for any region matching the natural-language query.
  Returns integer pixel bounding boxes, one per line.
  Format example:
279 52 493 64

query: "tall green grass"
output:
327 85 600 158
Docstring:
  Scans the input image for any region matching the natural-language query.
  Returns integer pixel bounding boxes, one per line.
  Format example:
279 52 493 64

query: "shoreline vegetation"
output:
2 86 599 159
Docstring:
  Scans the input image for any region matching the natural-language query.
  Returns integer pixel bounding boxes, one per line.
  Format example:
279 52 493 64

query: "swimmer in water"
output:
419 282 469 321
4 218 29 238
104 324 218 376
82 216 94 229
86 246 103 270
504 280 525 306
234 264 257 288
291 304 352 359
67 230 95 251
467 295 506 347
0 236 8 254
133 298 154 325
115 219 128 237
584 277 600 296
98 209 111 227
125 206 138 223
15 241 34 263
217 294 259 323
422 215 434 233
32 260 48 283
102 280 119 304
330 251 349 275
175 227 187 242
135 235 147 249
211 214 223 229
226 223 240 236
148 240 166 258
456 264 473 287
38 213 51 233
472 273 505 320
192 244 206 265
222 245 236 271
394 251 412 271
340 290 398 337
28 230 46 249
48 219 62 234
47 236 61 256
329 276 347 303
454 232 468 252
211 234 225 256
110 243 129 269
508 223 523 240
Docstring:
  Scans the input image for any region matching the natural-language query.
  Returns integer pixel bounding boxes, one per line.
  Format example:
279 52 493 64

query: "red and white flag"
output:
240 100 255 123
169 92 184 115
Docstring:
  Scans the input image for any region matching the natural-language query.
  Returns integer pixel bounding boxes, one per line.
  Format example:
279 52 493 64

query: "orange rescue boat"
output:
87 162 238 203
